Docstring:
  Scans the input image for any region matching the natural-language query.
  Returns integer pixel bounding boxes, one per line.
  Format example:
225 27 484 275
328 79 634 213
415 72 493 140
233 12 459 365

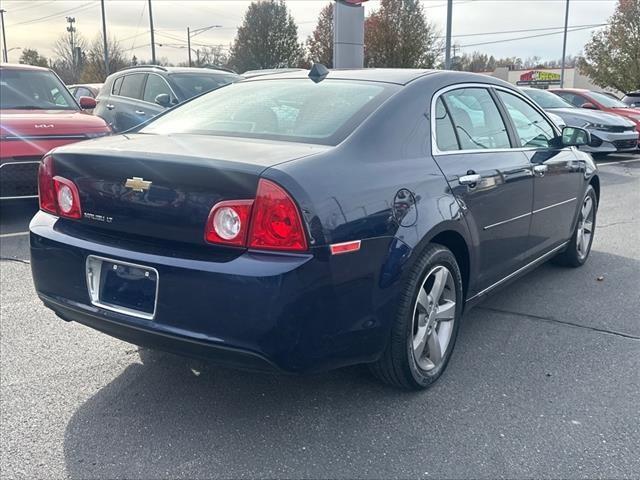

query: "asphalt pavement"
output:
1 155 639 479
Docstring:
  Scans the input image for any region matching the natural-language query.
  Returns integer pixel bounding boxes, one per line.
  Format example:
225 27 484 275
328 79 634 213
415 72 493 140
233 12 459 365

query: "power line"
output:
458 23 607 48
4 1 56 14
438 23 606 38
129 1 147 57
7 2 95 27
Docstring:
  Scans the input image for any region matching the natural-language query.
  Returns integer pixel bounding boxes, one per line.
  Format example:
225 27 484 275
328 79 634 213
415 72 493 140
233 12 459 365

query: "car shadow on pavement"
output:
62 250 640 479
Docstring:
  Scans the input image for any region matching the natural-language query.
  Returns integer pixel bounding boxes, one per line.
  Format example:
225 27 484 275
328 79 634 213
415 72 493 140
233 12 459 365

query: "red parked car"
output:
1 64 111 200
551 88 640 146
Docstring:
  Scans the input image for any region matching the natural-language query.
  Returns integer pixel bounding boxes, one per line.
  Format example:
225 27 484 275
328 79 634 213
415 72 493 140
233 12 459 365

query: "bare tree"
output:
53 31 87 83
81 35 129 83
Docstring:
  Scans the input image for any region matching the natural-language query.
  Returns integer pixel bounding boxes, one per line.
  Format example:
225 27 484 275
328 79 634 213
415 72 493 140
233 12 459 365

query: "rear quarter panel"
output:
264 76 473 343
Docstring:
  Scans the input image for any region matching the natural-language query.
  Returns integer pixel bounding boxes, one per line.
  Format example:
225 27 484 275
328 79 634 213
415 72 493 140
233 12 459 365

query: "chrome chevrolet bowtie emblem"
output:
124 177 152 192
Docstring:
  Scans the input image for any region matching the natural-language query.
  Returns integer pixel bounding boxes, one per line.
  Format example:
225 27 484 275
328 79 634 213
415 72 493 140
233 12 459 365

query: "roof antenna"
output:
308 63 329 83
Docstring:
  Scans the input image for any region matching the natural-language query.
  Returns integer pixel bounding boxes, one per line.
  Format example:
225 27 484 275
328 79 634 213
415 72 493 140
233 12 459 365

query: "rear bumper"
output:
40 293 281 372
30 211 401 373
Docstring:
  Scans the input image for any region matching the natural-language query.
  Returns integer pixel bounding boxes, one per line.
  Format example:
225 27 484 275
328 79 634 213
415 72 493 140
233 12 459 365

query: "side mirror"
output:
581 102 598 110
79 96 97 109
561 126 591 147
155 93 171 108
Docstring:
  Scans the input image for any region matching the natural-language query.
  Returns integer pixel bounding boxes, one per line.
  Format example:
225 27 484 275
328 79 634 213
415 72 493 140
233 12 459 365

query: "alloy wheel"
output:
576 195 594 259
411 265 457 371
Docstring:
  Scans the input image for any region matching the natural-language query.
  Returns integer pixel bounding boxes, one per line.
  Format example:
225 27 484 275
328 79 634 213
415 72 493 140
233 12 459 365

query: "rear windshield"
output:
141 79 394 145
0 68 77 110
170 73 239 99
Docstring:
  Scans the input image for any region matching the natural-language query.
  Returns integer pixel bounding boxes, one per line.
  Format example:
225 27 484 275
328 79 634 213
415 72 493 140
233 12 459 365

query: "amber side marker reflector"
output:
330 240 361 255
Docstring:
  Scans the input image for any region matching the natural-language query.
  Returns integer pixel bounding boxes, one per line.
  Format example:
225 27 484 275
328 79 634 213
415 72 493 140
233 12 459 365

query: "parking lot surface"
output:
1 155 639 479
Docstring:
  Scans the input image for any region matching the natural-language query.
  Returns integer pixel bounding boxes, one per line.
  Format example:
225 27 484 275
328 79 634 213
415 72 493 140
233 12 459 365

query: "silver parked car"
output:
522 87 638 155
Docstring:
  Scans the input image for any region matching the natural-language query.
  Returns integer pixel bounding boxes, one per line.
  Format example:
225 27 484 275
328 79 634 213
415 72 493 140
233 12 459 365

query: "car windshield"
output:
589 91 629 108
170 73 240 100
0 68 77 110
141 79 393 145
523 88 574 109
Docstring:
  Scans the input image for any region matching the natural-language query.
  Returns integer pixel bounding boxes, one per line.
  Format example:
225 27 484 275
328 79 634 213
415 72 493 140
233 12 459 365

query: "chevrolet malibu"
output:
30 69 599 389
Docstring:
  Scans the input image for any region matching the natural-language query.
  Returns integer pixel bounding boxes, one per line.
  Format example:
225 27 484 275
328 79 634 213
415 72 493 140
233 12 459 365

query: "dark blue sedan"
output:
30 68 599 389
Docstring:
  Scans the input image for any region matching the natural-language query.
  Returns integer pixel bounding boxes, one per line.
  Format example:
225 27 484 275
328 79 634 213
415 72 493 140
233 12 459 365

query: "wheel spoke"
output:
582 198 592 220
580 229 588 253
413 325 428 359
416 287 429 314
430 267 448 302
427 329 442 365
583 220 593 234
435 299 456 321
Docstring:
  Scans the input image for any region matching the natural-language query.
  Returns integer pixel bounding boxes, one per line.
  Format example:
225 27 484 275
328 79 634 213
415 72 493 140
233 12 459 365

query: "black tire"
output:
553 184 597 268
369 244 464 390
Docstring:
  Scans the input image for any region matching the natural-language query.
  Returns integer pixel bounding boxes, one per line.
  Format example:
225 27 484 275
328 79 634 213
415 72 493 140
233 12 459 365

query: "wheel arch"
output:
406 223 472 302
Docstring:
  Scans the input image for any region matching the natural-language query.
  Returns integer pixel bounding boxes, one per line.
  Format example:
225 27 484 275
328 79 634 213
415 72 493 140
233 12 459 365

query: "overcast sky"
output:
1 0 615 65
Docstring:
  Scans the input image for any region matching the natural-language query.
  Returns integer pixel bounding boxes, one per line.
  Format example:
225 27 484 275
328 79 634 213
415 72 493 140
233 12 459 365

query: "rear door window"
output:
441 88 511 150
119 74 146 100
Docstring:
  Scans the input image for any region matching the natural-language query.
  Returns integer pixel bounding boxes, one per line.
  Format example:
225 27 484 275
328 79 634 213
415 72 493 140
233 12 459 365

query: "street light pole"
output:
187 27 192 67
186 25 222 67
444 0 453 69
148 0 156 64
560 0 570 88
101 0 109 76
0 9 7 63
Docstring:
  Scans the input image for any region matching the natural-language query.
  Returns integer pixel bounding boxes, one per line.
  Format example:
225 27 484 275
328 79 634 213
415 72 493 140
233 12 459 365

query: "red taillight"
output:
38 155 57 215
53 176 82 219
204 179 308 252
248 179 307 252
38 156 82 219
204 200 253 246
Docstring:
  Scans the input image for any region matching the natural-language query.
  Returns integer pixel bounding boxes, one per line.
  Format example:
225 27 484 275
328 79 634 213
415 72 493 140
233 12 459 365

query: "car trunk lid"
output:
52 133 327 246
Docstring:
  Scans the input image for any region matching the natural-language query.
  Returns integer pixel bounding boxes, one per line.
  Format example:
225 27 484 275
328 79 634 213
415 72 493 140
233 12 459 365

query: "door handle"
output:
459 174 482 187
533 165 548 177
106 104 115 110
135 110 146 115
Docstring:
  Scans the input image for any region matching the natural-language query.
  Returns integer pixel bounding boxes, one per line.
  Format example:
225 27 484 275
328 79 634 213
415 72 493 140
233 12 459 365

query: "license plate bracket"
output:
86 255 158 320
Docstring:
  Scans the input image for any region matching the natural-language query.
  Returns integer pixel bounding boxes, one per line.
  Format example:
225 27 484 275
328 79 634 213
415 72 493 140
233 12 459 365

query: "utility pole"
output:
100 0 109 76
560 0 570 87
187 27 192 67
66 16 77 71
0 9 7 63
148 0 156 64
444 0 453 69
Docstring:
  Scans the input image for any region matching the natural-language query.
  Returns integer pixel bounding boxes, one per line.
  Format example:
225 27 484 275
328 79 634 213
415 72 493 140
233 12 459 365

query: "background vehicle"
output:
0 64 110 200
68 83 102 114
68 83 103 100
94 65 241 133
31 69 598 390
523 87 638 155
622 91 640 107
551 88 640 146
